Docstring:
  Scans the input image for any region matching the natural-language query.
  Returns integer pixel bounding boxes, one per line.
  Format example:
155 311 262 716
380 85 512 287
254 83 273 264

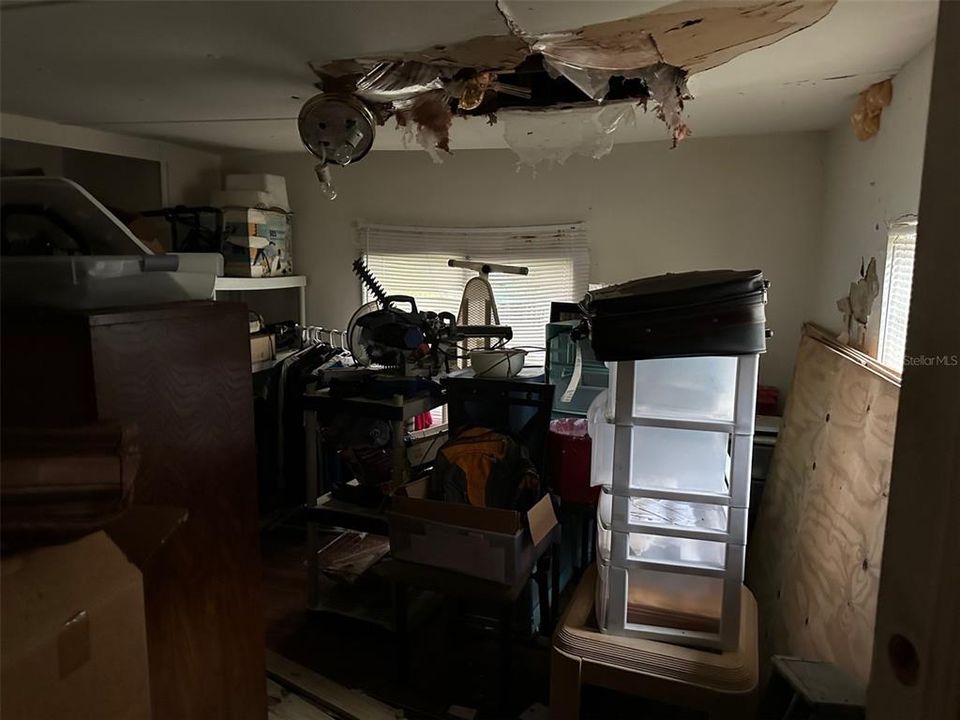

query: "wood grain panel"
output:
2 302 265 720
88 301 264 720
746 325 899 684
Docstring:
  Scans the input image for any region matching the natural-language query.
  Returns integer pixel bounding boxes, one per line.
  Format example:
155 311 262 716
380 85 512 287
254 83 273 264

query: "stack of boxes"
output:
212 174 293 278
589 353 760 651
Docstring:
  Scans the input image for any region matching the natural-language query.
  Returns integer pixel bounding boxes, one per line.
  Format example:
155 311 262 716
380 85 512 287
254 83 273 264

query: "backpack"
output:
431 427 540 511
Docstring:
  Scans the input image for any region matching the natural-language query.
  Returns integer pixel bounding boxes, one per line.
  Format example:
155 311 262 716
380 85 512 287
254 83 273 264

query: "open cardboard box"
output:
1 506 186 720
386 493 558 586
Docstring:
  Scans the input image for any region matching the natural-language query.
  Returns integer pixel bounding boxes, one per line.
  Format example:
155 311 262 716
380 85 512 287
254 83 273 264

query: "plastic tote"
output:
1 177 218 309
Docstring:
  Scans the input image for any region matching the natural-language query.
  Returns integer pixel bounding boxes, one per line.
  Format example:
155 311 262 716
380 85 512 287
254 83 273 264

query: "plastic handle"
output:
385 295 418 314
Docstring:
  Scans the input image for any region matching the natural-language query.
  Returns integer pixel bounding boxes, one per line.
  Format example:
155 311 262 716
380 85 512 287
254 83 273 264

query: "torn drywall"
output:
836 257 880 350
302 0 836 187
851 79 893 141
395 90 454 162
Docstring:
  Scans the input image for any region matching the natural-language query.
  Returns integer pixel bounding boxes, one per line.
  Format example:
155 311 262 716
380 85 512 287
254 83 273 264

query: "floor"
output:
260 521 703 720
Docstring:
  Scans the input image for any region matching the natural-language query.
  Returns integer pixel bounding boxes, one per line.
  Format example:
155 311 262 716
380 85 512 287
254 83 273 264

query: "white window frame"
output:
878 217 918 373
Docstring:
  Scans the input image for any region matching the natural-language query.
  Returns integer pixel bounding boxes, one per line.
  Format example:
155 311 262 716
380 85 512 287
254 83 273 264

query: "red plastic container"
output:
757 385 780 416
547 418 600 505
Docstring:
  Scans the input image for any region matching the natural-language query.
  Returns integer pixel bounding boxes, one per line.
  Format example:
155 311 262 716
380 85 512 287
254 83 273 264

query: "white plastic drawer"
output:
610 356 739 424
592 422 730 493
626 532 728 569
597 560 725 635
630 425 730 493
598 490 747 543
597 523 729 571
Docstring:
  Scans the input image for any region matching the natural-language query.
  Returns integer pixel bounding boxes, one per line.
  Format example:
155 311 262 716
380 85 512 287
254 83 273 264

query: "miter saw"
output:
348 258 512 376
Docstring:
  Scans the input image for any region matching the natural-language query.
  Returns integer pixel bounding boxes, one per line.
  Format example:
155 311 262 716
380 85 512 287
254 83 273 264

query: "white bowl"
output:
470 349 527 378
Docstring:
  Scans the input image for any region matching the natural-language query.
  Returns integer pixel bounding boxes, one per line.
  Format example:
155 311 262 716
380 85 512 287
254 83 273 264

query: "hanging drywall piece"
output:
850 79 893 141
394 90 454 163
836 257 880 350
634 63 691 147
502 103 635 170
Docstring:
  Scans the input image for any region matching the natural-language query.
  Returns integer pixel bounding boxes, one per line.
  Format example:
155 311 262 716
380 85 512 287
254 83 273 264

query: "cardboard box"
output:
222 208 293 278
250 333 276 364
1 507 185 720
387 494 558 585
223 173 290 212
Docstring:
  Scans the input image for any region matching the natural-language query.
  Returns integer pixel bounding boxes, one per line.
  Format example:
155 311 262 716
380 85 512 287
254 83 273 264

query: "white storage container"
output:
598 490 733 535
609 355 739 424
0 177 217 309
1 255 215 309
592 354 759 651
596 559 725 636
590 421 730 495
597 517 729 570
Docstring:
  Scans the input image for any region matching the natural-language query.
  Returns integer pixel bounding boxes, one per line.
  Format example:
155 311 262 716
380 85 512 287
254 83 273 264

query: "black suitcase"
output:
582 269 768 361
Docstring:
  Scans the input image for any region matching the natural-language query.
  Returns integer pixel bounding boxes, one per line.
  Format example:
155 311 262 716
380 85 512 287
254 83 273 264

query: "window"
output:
359 223 590 367
878 219 917 373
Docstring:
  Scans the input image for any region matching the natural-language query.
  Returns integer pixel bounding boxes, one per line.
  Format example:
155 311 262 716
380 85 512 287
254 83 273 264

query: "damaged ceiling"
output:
0 0 939 154
301 0 841 173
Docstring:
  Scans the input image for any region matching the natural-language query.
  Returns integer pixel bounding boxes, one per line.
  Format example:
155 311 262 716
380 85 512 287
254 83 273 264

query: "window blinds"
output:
359 223 590 363
878 220 917 373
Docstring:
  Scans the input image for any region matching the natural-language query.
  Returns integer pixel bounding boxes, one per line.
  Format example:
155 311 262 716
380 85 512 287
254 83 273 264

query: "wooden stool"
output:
550 564 759 720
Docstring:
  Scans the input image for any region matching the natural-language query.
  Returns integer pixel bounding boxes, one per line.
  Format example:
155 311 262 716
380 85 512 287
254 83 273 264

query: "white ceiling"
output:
0 1 938 153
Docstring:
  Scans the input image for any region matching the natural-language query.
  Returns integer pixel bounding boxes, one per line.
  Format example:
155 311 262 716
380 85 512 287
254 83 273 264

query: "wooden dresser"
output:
2 301 265 720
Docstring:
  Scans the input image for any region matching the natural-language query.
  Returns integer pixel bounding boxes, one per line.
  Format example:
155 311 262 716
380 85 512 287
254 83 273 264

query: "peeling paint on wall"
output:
836 257 880 350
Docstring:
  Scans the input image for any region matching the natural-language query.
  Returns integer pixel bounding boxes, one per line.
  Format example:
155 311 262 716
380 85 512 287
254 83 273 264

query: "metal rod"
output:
448 259 529 276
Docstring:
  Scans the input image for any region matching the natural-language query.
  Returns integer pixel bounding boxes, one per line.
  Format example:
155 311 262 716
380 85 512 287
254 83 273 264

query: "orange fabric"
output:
439 428 507 508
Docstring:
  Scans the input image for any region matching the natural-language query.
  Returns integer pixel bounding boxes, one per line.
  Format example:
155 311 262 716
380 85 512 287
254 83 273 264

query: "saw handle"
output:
384 295 418 315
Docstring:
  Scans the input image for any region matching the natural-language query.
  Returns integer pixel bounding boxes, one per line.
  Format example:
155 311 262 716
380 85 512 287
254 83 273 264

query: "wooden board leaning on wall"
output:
746 323 900 685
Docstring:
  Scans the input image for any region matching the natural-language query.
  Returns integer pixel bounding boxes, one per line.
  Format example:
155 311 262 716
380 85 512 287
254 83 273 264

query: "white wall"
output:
813 42 935 343
0 112 221 206
225 132 827 392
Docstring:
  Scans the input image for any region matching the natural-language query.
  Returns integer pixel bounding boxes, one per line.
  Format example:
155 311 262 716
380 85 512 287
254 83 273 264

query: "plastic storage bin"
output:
606 355 741 424
598 489 735 536
590 419 731 495
546 418 600 505
591 354 759 651
596 559 726 636
0 176 218 309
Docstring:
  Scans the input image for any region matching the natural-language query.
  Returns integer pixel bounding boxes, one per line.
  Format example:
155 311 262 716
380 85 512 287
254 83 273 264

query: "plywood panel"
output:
747 324 899 684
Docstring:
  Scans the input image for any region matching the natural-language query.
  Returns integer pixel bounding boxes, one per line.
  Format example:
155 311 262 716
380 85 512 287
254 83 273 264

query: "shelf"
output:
215 275 306 291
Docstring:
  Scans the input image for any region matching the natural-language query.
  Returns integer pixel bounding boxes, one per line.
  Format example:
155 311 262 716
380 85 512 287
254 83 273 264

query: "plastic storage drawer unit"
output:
588 353 759 651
